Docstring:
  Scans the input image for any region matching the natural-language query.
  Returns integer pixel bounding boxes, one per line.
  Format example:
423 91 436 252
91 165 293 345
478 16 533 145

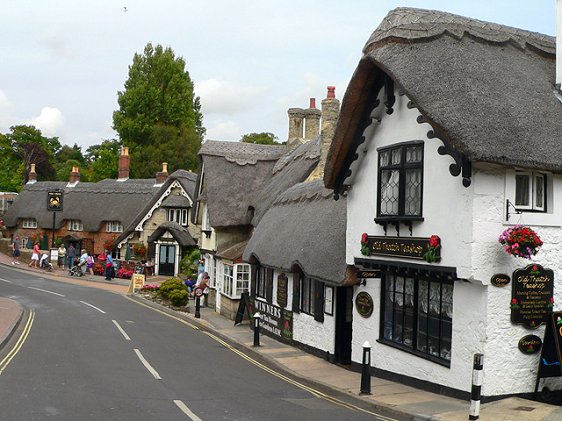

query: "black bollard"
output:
253 312 261 347
469 353 484 420
360 341 372 395
195 296 201 319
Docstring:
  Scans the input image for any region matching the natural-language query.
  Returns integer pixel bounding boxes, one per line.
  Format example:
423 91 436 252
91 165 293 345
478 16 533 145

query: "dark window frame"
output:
300 276 325 322
376 141 424 220
514 170 547 213
379 271 453 367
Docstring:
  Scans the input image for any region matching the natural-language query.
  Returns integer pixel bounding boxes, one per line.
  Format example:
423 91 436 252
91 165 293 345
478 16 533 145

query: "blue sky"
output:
0 1 556 148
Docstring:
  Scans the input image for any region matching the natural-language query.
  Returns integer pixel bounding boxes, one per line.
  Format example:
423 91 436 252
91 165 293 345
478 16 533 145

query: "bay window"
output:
223 263 251 299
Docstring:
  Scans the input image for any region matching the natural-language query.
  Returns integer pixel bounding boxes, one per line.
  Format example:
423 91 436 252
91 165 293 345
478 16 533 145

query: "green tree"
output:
84 139 121 182
241 132 280 145
112 43 205 177
53 143 86 181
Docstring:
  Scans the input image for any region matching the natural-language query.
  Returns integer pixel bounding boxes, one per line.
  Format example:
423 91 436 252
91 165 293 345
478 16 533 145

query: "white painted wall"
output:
346 90 562 396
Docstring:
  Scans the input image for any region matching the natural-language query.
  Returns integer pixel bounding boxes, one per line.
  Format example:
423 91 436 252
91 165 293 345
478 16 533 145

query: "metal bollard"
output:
469 353 484 420
195 296 201 319
360 341 372 395
253 312 261 347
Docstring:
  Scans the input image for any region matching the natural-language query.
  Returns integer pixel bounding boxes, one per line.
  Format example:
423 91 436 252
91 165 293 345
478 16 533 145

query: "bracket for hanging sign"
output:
506 199 521 221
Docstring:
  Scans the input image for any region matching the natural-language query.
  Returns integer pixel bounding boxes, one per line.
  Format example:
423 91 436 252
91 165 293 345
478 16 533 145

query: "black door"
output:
158 244 176 276
334 286 353 365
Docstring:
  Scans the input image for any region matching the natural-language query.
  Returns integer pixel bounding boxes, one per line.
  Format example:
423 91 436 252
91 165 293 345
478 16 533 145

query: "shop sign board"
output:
491 273 510 287
250 296 293 341
511 264 554 329
277 273 288 309
518 334 542 354
363 236 435 260
355 291 374 318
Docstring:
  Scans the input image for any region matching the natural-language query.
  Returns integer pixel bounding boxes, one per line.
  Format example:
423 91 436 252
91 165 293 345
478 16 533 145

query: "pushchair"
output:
39 253 53 272
69 260 85 276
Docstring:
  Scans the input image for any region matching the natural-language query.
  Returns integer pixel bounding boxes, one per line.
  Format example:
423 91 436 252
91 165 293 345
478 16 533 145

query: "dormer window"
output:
106 221 123 233
515 171 546 212
68 220 83 231
167 208 188 226
22 218 37 229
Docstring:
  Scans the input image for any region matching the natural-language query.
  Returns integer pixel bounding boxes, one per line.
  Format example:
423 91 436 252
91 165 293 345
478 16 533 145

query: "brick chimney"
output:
68 166 80 185
27 164 37 184
287 107 305 149
117 146 130 181
304 98 321 140
306 86 340 181
155 162 168 184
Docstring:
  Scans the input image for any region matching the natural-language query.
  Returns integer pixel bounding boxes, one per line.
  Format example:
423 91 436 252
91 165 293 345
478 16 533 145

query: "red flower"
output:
361 233 368 243
533 265 538 271
550 297 555 303
429 235 440 248
511 298 518 305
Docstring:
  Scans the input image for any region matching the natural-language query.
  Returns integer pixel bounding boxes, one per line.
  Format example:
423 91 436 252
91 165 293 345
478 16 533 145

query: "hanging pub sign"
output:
277 273 288 309
518 335 542 355
355 291 374 318
511 264 554 329
491 273 510 287
47 190 63 211
360 235 439 261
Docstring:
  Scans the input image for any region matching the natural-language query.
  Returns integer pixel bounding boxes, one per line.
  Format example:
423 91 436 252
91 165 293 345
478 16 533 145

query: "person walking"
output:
104 252 115 280
79 249 88 276
86 254 95 276
57 243 66 270
29 242 40 268
11 235 21 265
67 243 76 270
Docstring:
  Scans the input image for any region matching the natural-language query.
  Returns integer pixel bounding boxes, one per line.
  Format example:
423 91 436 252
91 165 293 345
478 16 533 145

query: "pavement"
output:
1 253 561 420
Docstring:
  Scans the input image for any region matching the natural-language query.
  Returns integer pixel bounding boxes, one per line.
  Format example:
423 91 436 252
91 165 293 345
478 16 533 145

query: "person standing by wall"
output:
29 242 40 268
67 243 76 269
57 243 66 270
11 235 21 265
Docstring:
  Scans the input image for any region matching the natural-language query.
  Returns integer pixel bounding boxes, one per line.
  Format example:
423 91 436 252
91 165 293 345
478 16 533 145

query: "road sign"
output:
194 287 204 297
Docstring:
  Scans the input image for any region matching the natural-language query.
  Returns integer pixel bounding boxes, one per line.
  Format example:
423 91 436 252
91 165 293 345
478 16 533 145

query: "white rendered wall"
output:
293 310 336 355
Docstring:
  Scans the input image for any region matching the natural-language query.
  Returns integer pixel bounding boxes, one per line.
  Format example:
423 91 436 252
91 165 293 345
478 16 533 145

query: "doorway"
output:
158 244 176 276
334 286 353 364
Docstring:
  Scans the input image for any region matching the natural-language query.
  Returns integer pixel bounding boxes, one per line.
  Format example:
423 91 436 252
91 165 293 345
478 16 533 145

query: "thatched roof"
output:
198 140 286 228
243 180 348 285
325 7 562 190
147 221 196 247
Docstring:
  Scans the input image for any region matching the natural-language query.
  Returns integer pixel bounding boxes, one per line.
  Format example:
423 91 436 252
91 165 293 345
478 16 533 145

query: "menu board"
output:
511 264 554 329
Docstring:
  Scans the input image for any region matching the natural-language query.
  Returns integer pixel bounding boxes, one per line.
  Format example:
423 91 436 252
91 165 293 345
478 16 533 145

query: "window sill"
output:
374 216 424 236
376 338 451 368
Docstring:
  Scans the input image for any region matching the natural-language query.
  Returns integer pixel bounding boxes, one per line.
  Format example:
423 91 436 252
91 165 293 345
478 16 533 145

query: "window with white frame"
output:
222 263 250 299
515 171 546 212
22 218 37 229
223 263 234 296
106 221 123 232
167 208 188 226
202 205 211 231
206 255 216 288
68 220 83 231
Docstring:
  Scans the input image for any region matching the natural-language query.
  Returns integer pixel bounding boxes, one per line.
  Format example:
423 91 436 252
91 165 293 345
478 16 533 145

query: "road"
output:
0 265 398 420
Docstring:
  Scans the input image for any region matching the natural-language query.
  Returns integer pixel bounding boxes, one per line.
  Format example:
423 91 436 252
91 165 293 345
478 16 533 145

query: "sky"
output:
0 1 556 149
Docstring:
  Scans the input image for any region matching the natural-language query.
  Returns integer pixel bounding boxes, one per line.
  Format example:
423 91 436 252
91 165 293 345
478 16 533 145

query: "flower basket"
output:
498 225 542 259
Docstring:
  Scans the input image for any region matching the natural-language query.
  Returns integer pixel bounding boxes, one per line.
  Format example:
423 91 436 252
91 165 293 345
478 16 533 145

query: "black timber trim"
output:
354 257 458 280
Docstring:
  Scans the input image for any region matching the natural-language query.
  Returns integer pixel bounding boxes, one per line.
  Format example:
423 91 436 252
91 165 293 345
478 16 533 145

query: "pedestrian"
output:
184 274 196 292
104 252 114 280
67 243 76 270
202 273 210 307
29 242 40 268
11 235 21 265
57 243 66 270
79 249 88 276
86 253 95 276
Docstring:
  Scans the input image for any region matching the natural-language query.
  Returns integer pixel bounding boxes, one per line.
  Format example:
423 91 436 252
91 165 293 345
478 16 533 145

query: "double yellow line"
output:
0 310 35 375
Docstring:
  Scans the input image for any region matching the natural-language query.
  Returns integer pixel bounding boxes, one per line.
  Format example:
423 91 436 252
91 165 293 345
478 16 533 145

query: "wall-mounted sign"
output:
511 264 554 329
363 236 436 261
491 274 510 287
250 297 293 341
47 190 64 211
518 335 543 354
355 291 374 318
357 270 380 279
277 273 288 309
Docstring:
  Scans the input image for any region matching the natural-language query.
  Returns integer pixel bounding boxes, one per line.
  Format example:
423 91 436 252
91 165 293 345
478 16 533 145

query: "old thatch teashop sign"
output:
511 264 554 329
361 235 438 261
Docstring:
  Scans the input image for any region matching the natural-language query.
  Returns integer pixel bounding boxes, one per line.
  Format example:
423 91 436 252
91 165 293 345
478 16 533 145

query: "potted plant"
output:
498 225 543 259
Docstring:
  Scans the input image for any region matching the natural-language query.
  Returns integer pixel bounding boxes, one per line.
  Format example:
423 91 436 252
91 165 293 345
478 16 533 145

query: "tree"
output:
84 139 121 182
112 43 205 177
53 143 86 181
241 132 281 145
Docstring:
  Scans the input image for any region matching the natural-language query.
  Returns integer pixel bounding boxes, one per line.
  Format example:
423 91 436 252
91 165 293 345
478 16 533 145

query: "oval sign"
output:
518 334 542 355
355 291 374 318
491 274 510 287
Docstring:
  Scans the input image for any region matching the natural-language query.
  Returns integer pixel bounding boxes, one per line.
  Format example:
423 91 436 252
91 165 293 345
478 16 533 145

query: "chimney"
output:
117 146 130 181
306 86 340 181
69 166 80 185
156 162 169 184
304 98 321 140
27 163 37 184
558 0 562 87
287 107 305 149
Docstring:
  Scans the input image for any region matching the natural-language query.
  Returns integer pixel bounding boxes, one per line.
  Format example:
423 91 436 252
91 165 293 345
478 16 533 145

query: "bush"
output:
158 278 187 301
180 248 201 274
167 289 189 307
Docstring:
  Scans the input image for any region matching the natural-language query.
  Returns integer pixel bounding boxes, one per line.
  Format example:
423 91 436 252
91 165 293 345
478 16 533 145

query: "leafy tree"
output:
241 132 280 145
53 144 86 181
84 139 121 182
112 43 205 177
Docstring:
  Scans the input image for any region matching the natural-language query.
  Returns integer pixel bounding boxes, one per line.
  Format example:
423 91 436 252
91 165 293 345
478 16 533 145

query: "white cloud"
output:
40 27 73 59
205 120 241 141
29 107 65 137
195 79 264 115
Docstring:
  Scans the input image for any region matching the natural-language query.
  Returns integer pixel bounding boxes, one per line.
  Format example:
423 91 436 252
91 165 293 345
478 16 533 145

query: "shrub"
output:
167 289 189 307
158 278 187 301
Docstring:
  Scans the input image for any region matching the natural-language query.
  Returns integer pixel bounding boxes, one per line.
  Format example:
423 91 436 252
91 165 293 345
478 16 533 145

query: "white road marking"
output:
173 400 202 421
80 301 106 314
134 349 161 380
28 287 64 297
0 278 13 283
112 320 131 341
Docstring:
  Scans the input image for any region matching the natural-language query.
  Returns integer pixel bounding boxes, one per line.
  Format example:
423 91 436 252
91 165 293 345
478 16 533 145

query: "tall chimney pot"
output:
69 166 80 185
27 163 37 184
156 162 169 184
304 97 321 140
118 146 130 180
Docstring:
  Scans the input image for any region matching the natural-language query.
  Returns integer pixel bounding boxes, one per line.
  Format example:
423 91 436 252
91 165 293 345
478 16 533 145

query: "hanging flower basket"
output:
498 225 542 259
